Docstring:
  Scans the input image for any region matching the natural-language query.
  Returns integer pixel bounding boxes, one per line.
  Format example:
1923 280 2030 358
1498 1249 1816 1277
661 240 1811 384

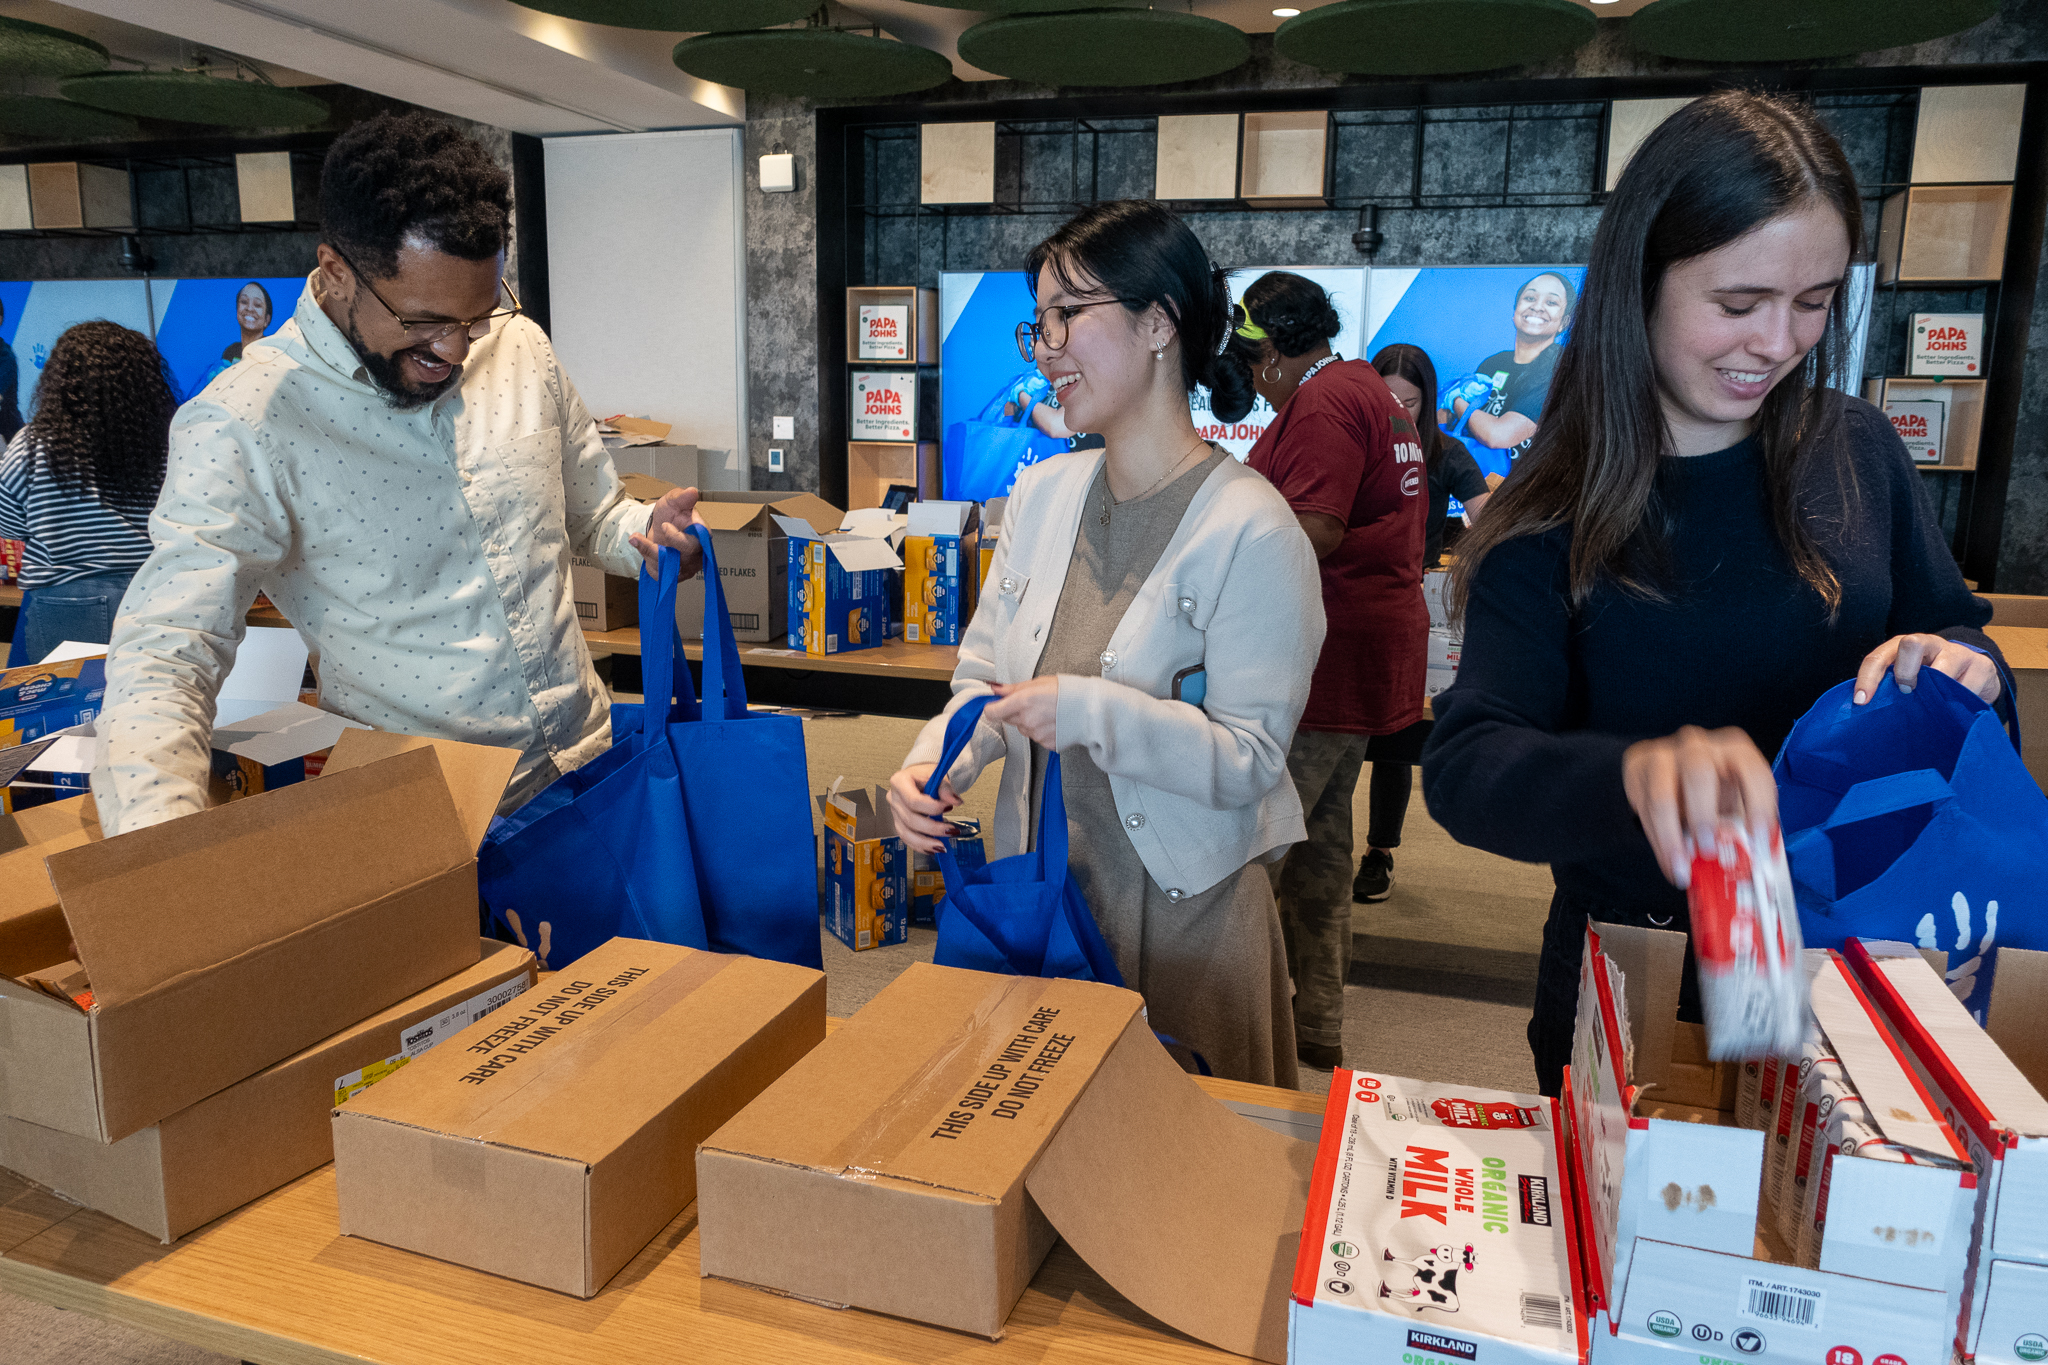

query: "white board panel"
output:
543 128 748 490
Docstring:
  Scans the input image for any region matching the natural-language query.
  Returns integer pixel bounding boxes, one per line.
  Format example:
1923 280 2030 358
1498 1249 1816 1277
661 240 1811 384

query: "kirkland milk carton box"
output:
1291 1070 1584 1365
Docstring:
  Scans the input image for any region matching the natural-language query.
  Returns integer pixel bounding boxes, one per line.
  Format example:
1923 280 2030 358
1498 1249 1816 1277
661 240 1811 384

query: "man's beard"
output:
343 300 460 410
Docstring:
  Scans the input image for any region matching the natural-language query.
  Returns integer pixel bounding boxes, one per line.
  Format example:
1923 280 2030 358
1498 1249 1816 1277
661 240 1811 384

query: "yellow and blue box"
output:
909 819 985 925
818 783 908 952
778 517 904 657
903 501 980 647
0 656 106 813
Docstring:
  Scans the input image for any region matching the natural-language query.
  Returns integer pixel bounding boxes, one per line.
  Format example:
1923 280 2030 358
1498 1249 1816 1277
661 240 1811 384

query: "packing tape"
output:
821 974 1056 1183
454 951 737 1144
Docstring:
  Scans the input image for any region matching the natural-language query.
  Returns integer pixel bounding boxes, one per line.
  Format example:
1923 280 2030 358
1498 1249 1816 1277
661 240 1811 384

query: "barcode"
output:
576 602 596 620
731 613 760 631
1744 1283 1820 1327
1520 1293 1564 1329
906 624 921 642
857 929 872 948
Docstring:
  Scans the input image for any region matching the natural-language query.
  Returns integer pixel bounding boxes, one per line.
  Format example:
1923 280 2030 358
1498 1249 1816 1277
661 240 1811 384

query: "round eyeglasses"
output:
1014 297 1145 361
333 244 521 346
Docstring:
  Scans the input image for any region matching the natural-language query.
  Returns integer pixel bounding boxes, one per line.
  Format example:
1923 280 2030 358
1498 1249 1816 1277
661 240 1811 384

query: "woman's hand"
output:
985 676 1060 749
887 762 960 855
1622 725 1778 890
1855 633 2001 706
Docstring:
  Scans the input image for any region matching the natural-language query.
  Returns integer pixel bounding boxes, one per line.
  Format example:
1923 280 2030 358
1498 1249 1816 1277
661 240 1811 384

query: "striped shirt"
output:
0 429 157 588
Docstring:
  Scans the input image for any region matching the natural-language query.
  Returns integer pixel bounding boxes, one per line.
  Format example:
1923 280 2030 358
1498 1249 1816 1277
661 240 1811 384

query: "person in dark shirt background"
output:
0 296 22 442
1377 343 1491 568
1422 89 2008 1096
1445 271 1573 466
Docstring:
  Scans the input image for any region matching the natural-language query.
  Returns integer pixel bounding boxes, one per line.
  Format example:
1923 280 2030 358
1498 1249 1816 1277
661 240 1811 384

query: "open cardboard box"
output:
333 937 825 1299
0 938 533 1242
0 730 516 1144
1570 926 1976 1365
697 961 1313 1360
1841 940 2048 1365
677 491 842 643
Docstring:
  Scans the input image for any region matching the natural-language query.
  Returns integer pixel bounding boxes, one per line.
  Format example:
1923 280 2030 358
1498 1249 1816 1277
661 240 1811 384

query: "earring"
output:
1262 361 1283 384
1154 344 1166 361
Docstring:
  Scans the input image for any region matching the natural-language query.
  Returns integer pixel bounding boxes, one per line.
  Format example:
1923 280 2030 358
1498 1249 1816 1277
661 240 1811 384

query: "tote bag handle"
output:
921 693 1065 882
636 544 697 743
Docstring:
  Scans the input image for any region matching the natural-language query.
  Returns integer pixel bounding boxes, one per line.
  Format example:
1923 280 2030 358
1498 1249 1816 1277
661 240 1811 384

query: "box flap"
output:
771 514 823 543
1590 922 1684 1093
215 702 371 766
0 797 99 979
823 534 903 573
618 473 678 504
1809 955 1969 1164
695 492 843 536
1990 946 2048 1097
906 500 978 537
35 641 107 665
1026 1016 1310 1363
839 506 903 537
23 723 96 776
983 496 1007 534
45 747 471 1010
218 626 310 712
700 963 1143 1201
320 730 520 855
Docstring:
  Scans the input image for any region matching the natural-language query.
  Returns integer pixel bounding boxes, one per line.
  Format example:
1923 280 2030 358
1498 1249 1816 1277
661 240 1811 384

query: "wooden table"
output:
584 626 960 683
0 1073 1318 1365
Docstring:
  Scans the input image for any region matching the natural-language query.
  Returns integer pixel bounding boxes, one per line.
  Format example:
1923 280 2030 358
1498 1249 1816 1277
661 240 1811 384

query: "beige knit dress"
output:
1030 449 1301 1089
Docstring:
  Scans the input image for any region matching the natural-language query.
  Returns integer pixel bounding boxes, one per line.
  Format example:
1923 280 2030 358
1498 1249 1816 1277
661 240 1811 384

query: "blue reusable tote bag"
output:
627 526 823 969
477 547 707 969
1774 666 2046 1021
922 694 1123 984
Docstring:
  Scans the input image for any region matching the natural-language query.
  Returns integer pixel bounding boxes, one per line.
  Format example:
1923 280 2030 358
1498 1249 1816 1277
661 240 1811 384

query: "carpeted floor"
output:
0 710 1552 1364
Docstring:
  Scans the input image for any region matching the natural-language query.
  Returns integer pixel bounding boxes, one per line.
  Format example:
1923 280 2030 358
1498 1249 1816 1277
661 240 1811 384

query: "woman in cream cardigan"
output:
888 201 1325 1086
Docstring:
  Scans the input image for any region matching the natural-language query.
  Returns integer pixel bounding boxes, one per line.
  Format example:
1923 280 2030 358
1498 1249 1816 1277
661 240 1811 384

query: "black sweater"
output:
1422 397 2000 919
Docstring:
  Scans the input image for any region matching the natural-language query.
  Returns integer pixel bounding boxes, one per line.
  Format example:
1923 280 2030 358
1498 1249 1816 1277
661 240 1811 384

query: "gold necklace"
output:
1100 436 1206 527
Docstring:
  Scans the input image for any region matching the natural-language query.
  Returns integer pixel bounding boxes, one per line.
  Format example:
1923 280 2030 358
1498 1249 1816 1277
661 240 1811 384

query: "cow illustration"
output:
1380 1244 1474 1314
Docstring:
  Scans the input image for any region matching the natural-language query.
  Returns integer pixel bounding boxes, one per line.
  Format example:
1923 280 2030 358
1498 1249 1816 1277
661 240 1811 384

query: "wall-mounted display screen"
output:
939 270 1075 505
0 274 303 422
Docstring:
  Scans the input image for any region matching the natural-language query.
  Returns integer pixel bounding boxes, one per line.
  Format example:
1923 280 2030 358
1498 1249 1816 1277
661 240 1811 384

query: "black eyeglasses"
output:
332 244 521 346
1015 298 1145 360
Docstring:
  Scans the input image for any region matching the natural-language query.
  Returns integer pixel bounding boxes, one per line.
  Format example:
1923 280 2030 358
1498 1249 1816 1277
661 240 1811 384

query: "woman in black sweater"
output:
1422 90 2008 1097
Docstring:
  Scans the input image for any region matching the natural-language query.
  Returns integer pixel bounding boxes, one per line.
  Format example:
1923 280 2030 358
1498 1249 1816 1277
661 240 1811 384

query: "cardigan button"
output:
1166 888 1184 902
1124 813 1145 830
999 577 1017 594
1099 650 1116 669
1178 596 1195 613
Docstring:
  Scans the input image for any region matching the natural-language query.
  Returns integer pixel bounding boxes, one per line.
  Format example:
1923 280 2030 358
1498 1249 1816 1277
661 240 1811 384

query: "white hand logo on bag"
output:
1916 891 1998 1012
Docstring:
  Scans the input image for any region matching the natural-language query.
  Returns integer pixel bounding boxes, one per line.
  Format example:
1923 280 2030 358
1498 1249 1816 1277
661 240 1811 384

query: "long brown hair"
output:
1372 342 1446 473
1450 90 1864 619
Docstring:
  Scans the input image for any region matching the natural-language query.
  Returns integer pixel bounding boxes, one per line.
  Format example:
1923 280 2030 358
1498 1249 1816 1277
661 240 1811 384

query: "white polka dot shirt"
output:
92 273 650 835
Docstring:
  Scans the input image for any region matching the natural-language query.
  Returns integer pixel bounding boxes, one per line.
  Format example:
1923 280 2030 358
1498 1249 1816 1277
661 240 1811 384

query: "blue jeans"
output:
23 570 135 664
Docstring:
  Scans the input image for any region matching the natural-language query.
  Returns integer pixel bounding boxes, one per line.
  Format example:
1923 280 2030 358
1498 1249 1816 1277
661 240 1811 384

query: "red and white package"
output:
1688 821 1809 1060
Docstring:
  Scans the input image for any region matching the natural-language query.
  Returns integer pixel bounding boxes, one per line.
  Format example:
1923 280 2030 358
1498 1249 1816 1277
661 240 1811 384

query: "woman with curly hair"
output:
0 321 175 661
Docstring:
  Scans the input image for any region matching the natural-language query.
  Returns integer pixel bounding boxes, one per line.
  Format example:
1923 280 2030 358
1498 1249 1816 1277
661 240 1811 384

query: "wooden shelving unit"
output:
1864 376 1986 471
843 286 938 510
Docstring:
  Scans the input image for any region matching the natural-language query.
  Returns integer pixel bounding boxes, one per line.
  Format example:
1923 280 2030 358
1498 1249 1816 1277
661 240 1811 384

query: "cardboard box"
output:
1568 928 1974 1365
0 731 515 1144
903 501 980 647
1426 627 1462 701
0 940 533 1243
699 962 1311 1356
610 442 701 491
1910 312 1984 377
782 517 903 656
1887 398 1948 462
209 702 369 800
0 654 105 813
678 492 842 643
1985 622 2046 793
1290 1071 1583 1365
1842 940 2048 1363
569 556 638 633
333 937 824 1298
819 784 907 951
978 495 1007 592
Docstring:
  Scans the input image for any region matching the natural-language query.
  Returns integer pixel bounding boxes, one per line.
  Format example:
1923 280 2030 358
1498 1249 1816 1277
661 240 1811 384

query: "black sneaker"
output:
1298 1040 1344 1070
1353 848 1394 902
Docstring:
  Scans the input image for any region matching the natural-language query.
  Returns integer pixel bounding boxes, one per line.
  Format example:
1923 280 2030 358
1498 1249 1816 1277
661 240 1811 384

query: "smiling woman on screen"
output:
1420 89 2015 1097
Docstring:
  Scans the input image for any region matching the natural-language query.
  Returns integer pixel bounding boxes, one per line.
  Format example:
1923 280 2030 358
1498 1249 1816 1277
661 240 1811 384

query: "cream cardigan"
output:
903 447 1325 898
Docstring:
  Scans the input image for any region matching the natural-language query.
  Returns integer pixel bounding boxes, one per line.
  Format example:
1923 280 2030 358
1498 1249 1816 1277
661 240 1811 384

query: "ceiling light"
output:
1273 7 1301 14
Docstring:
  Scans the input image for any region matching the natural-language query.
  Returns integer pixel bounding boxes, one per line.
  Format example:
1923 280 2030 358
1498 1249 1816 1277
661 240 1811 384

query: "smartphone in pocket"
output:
1172 664 1207 708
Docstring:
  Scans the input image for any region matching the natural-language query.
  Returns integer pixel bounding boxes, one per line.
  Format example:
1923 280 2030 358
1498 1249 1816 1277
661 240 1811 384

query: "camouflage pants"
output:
1267 727 1370 1050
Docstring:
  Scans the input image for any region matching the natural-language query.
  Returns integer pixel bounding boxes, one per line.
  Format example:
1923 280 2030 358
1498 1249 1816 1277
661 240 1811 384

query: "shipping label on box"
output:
1886 400 1947 463
851 370 916 442
0 940 533 1244
1289 1070 1582 1365
858 304 910 361
820 784 906 951
1910 313 1984 377
333 937 825 1298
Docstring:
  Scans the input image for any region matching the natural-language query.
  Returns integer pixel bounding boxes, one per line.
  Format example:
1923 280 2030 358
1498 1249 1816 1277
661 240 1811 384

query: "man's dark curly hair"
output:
28 321 176 517
320 112 511 280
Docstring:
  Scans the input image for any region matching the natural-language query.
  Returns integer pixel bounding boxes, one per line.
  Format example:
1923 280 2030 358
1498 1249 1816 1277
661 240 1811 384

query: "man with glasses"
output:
91 112 703 834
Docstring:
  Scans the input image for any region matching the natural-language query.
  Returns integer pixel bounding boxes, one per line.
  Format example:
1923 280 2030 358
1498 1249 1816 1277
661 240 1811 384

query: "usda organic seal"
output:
2014 1333 2047 1362
1648 1311 1683 1339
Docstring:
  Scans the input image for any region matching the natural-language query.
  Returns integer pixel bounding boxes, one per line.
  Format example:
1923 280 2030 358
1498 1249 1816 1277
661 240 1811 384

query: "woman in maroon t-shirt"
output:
1233 271 1428 1070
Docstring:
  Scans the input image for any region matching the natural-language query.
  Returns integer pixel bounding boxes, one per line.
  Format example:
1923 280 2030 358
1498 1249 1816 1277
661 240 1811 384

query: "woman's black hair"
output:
1452 89 1865 619
1216 271 1343 406
27 320 176 518
1372 342 1447 474
1023 200 1255 423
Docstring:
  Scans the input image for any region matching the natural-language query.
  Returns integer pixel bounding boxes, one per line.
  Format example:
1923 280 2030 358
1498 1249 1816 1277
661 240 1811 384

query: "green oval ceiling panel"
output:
1629 0 1999 61
895 0 1144 11
511 0 820 31
0 16 110 79
958 9 1250 87
674 29 953 97
0 95 137 142
59 72 330 129
1275 0 1594 75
